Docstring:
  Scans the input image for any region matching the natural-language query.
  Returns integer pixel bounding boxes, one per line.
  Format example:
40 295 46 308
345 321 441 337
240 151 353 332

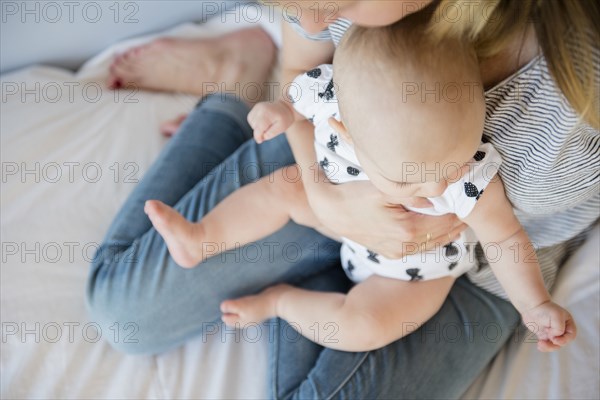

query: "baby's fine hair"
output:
334 7 481 101
332 7 486 151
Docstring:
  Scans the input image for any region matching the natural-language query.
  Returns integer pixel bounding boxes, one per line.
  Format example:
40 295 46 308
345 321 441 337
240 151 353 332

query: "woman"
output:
89 0 599 397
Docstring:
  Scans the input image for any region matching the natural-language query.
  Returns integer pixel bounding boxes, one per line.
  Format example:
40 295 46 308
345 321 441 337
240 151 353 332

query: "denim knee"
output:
86 255 172 355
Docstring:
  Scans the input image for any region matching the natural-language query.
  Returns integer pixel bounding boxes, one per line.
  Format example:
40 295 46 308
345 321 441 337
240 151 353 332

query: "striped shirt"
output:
289 19 600 299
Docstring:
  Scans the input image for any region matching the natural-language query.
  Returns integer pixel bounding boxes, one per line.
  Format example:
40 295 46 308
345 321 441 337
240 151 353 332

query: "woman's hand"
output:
306 176 467 258
285 120 465 259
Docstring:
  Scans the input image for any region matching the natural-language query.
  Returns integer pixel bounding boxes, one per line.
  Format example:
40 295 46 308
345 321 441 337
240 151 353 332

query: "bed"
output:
1 4 599 399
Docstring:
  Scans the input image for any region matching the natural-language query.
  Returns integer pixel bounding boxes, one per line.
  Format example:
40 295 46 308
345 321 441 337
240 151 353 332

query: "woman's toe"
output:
107 74 119 89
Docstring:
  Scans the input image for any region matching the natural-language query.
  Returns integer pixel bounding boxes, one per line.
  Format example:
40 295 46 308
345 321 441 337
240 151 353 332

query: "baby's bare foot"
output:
144 200 205 268
220 284 291 327
221 294 275 327
107 27 276 105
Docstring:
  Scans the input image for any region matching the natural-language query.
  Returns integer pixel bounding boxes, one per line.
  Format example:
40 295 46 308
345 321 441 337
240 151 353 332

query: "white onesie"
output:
291 65 503 283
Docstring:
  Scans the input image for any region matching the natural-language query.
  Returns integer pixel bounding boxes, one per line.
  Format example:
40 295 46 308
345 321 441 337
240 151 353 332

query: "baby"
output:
145 15 576 351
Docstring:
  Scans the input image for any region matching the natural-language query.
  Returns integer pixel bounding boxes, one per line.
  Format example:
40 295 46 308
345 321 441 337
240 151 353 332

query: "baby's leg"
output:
145 165 321 268
222 274 456 351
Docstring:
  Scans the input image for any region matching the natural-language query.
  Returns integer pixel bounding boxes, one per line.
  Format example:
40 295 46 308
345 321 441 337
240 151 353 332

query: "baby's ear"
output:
328 117 353 144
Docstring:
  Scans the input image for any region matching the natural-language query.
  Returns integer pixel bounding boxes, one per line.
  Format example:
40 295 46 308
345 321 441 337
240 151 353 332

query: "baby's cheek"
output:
376 181 416 200
445 164 471 183
366 174 391 194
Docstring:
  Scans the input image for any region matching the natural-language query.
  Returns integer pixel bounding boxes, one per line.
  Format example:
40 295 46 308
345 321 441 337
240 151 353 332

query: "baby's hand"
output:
521 301 577 352
247 100 295 144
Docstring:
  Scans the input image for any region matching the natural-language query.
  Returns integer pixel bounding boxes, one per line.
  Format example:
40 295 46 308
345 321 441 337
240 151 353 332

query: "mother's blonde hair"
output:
430 0 599 129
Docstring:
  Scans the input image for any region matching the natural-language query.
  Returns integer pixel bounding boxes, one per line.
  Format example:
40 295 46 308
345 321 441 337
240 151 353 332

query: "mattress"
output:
1 5 598 399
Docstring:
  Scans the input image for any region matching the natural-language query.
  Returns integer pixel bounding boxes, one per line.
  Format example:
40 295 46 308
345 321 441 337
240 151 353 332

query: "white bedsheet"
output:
1 7 599 399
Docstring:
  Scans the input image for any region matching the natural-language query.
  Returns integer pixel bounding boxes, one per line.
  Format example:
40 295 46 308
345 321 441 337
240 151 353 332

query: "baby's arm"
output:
248 24 334 145
249 22 336 144
221 274 454 352
463 178 577 351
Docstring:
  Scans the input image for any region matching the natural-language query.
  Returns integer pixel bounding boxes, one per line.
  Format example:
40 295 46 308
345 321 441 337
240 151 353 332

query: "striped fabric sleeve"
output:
285 16 353 45
285 16 332 42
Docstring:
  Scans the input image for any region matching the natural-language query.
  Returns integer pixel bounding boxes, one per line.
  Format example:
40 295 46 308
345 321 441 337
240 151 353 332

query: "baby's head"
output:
332 11 485 201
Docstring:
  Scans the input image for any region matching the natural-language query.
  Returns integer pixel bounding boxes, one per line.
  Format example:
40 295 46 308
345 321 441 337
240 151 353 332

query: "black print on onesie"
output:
345 260 355 277
327 134 339 152
367 250 380 264
320 157 330 170
406 268 423 281
347 166 360 176
464 182 484 201
473 151 486 162
448 262 458 271
319 79 335 101
444 242 460 259
307 68 322 79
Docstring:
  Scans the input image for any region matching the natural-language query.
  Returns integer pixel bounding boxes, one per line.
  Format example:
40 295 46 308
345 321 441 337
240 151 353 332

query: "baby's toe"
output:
144 200 160 215
221 313 241 327
220 299 240 314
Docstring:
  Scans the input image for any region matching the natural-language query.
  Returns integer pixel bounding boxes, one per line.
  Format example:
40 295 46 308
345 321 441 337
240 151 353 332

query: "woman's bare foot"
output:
160 114 188 136
107 27 277 105
144 200 206 268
